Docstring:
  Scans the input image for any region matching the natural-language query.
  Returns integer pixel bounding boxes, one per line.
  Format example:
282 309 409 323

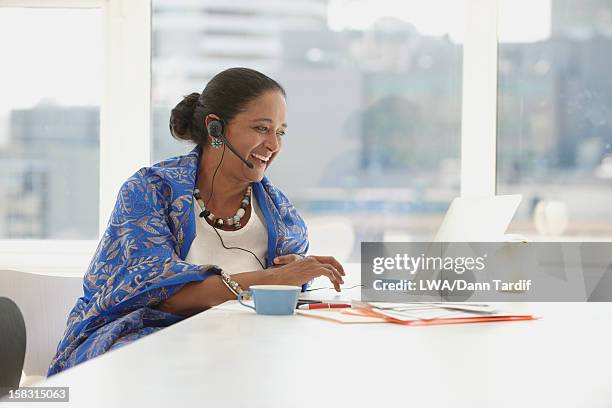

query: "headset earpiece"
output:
207 119 225 139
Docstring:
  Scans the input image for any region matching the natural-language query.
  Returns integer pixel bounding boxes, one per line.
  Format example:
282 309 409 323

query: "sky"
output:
0 1 551 118
0 8 101 113
328 0 552 43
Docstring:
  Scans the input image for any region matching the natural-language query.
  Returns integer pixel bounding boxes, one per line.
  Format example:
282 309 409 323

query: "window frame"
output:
461 0 498 197
0 0 502 273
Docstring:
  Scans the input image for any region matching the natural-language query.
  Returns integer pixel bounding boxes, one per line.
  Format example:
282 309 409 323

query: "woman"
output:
48 67 345 375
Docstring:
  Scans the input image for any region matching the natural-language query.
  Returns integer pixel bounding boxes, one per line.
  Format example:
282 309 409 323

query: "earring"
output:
210 137 223 149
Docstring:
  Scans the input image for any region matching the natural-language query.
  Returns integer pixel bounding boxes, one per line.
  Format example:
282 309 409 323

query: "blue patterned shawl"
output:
48 147 308 376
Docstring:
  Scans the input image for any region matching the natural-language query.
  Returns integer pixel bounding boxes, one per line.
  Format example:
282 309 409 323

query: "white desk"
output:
4 281 612 407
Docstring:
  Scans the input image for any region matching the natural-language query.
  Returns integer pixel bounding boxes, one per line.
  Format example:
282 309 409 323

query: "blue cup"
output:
237 285 301 315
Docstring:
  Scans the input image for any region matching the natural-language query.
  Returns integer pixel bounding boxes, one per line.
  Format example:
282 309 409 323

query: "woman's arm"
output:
156 269 279 316
157 255 345 316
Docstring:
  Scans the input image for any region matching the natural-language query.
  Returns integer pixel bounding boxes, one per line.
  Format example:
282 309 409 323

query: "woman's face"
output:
206 90 287 183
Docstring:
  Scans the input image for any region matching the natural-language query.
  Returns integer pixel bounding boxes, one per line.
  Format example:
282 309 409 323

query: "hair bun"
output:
169 92 200 139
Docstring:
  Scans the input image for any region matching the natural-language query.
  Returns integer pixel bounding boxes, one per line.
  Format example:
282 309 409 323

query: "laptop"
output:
432 194 522 242
299 194 522 302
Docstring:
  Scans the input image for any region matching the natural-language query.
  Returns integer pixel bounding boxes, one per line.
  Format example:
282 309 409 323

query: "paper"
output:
349 301 536 325
297 301 537 325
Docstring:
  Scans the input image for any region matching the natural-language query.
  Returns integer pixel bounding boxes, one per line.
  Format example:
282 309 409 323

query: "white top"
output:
185 189 268 274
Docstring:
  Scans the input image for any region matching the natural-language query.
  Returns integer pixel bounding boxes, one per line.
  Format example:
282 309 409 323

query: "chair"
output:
305 216 355 262
0 270 83 381
0 297 26 397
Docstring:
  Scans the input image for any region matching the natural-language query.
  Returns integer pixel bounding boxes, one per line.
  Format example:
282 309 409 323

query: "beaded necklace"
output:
193 185 252 229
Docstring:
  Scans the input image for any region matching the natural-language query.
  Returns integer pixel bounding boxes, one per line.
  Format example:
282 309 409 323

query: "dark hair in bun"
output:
169 67 286 146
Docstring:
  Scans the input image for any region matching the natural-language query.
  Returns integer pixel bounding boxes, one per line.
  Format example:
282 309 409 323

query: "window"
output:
7 0 607 271
0 0 149 274
498 0 612 238
0 7 102 239
152 0 464 259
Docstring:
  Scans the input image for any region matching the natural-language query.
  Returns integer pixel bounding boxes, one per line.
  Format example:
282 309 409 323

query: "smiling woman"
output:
48 67 345 376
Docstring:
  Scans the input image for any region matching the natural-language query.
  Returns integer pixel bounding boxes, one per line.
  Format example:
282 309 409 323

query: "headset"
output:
207 118 254 169
203 116 264 269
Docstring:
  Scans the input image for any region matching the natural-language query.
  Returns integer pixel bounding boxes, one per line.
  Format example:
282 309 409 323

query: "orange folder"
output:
346 307 538 326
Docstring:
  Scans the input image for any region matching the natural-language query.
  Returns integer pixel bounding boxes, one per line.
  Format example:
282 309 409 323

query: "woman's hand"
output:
271 254 345 292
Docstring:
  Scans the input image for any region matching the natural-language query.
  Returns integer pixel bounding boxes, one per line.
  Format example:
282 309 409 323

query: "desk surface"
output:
5 281 612 407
